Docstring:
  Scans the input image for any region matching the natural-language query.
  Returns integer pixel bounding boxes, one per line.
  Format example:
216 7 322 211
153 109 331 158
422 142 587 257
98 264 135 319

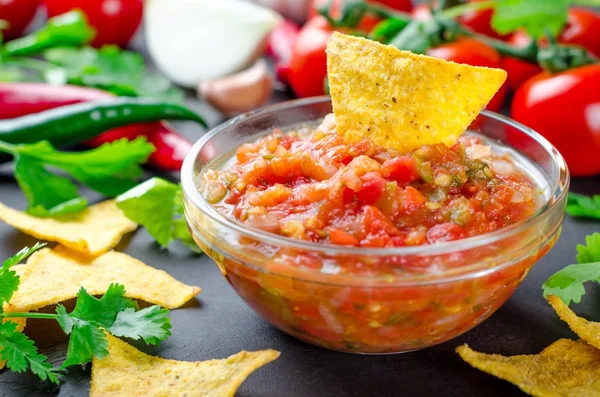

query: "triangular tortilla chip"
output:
90 334 280 397
326 32 507 153
0 200 137 256
548 295 600 350
4 246 200 312
457 339 600 397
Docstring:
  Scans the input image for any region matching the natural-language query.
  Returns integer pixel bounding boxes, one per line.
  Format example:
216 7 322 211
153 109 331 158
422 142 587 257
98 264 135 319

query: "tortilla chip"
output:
457 339 600 397
4 246 201 312
548 295 600 350
0 200 137 256
326 32 507 153
90 334 280 397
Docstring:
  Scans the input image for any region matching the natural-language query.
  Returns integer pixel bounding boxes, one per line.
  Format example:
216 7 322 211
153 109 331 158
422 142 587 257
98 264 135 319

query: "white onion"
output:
491 159 515 176
465 144 491 160
247 0 310 23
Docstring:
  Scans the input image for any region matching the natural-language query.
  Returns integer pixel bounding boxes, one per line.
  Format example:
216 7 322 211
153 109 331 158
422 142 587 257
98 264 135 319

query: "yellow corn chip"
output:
90 334 280 397
4 246 201 312
457 339 600 397
548 295 600 350
326 32 507 153
0 200 137 256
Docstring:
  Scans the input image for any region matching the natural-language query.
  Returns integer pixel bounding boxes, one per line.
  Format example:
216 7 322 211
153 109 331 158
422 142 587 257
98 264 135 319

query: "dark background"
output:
1 21 600 397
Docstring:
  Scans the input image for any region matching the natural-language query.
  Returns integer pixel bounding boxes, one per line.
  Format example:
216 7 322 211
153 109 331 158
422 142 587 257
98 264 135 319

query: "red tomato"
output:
457 0 507 40
427 38 507 112
0 0 41 40
45 0 143 47
559 8 600 57
501 31 542 91
511 64 600 177
289 16 334 98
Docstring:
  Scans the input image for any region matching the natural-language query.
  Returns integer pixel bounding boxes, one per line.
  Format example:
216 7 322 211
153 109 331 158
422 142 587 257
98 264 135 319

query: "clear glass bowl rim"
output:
181 96 569 260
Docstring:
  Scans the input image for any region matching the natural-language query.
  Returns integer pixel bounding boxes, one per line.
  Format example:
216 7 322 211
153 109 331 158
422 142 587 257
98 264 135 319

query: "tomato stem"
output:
440 0 496 19
458 26 538 62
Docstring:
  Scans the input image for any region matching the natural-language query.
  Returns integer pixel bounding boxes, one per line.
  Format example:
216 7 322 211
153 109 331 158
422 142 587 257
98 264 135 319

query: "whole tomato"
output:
559 8 600 57
308 0 411 32
457 0 507 40
289 16 335 98
501 31 542 91
0 0 41 40
45 0 143 47
427 38 506 112
511 64 600 177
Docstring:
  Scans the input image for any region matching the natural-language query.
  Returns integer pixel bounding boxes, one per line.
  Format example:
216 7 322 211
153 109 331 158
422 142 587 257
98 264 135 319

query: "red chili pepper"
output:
0 83 192 171
266 19 301 85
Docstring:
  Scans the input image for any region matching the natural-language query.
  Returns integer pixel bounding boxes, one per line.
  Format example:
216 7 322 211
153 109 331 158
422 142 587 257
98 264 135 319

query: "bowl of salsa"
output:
181 96 568 354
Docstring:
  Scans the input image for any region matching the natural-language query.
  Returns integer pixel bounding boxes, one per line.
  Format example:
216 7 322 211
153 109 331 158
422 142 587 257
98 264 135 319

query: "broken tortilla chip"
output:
548 295 600 351
457 339 600 397
4 246 201 312
326 32 507 153
90 334 280 397
0 200 137 256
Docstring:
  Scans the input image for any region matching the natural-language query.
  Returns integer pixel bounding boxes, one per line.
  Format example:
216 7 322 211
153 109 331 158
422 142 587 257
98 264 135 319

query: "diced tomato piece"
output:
382 156 419 184
426 223 466 243
328 228 360 246
402 186 426 212
356 172 386 205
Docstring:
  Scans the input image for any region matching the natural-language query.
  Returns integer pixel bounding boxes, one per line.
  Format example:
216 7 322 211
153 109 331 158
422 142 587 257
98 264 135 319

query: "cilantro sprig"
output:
116 177 201 253
0 138 154 216
542 233 600 305
0 244 172 383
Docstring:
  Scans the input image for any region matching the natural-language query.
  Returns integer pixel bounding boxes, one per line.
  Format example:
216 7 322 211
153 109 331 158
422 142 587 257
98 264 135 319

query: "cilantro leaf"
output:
109 306 172 345
43 46 184 101
57 284 138 367
9 138 154 216
0 320 59 383
566 192 600 220
117 177 200 252
491 0 569 38
0 243 45 307
542 232 600 304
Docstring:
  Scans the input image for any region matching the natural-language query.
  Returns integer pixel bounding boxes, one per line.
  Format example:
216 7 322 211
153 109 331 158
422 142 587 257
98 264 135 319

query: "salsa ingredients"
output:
0 137 154 216
327 32 506 153
45 0 143 48
511 63 600 177
0 244 172 383
91 334 279 397
4 10 94 57
0 0 40 41
0 200 137 256
198 60 274 117
266 19 301 84
0 84 198 171
0 98 206 148
6 245 201 312
116 178 201 253
145 0 281 88
457 339 600 397
567 193 600 220
542 233 600 305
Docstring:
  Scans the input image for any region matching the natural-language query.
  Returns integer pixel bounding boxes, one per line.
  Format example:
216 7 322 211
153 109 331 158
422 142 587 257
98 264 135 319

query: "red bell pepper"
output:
0 83 193 171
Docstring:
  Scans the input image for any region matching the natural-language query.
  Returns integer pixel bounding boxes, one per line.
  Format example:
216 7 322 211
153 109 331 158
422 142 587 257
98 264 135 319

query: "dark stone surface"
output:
1 23 600 397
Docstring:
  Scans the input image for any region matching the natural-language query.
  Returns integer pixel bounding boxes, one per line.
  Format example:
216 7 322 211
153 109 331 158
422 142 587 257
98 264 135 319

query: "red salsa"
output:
199 115 545 353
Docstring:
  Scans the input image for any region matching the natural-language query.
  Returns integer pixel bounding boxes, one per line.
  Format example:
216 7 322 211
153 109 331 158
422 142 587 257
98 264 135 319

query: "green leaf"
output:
542 232 600 305
0 320 59 383
566 192 600 220
0 243 46 307
491 0 569 38
109 306 172 345
576 233 600 264
14 154 88 217
542 262 600 305
116 178 201 253
57 284 138 368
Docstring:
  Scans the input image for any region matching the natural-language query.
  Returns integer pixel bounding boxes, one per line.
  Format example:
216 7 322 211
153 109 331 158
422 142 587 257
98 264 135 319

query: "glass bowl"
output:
181 97 569 354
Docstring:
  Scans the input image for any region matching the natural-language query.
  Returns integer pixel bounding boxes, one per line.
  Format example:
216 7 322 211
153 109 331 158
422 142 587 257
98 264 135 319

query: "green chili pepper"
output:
4 10 95 57
0 97 207 148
